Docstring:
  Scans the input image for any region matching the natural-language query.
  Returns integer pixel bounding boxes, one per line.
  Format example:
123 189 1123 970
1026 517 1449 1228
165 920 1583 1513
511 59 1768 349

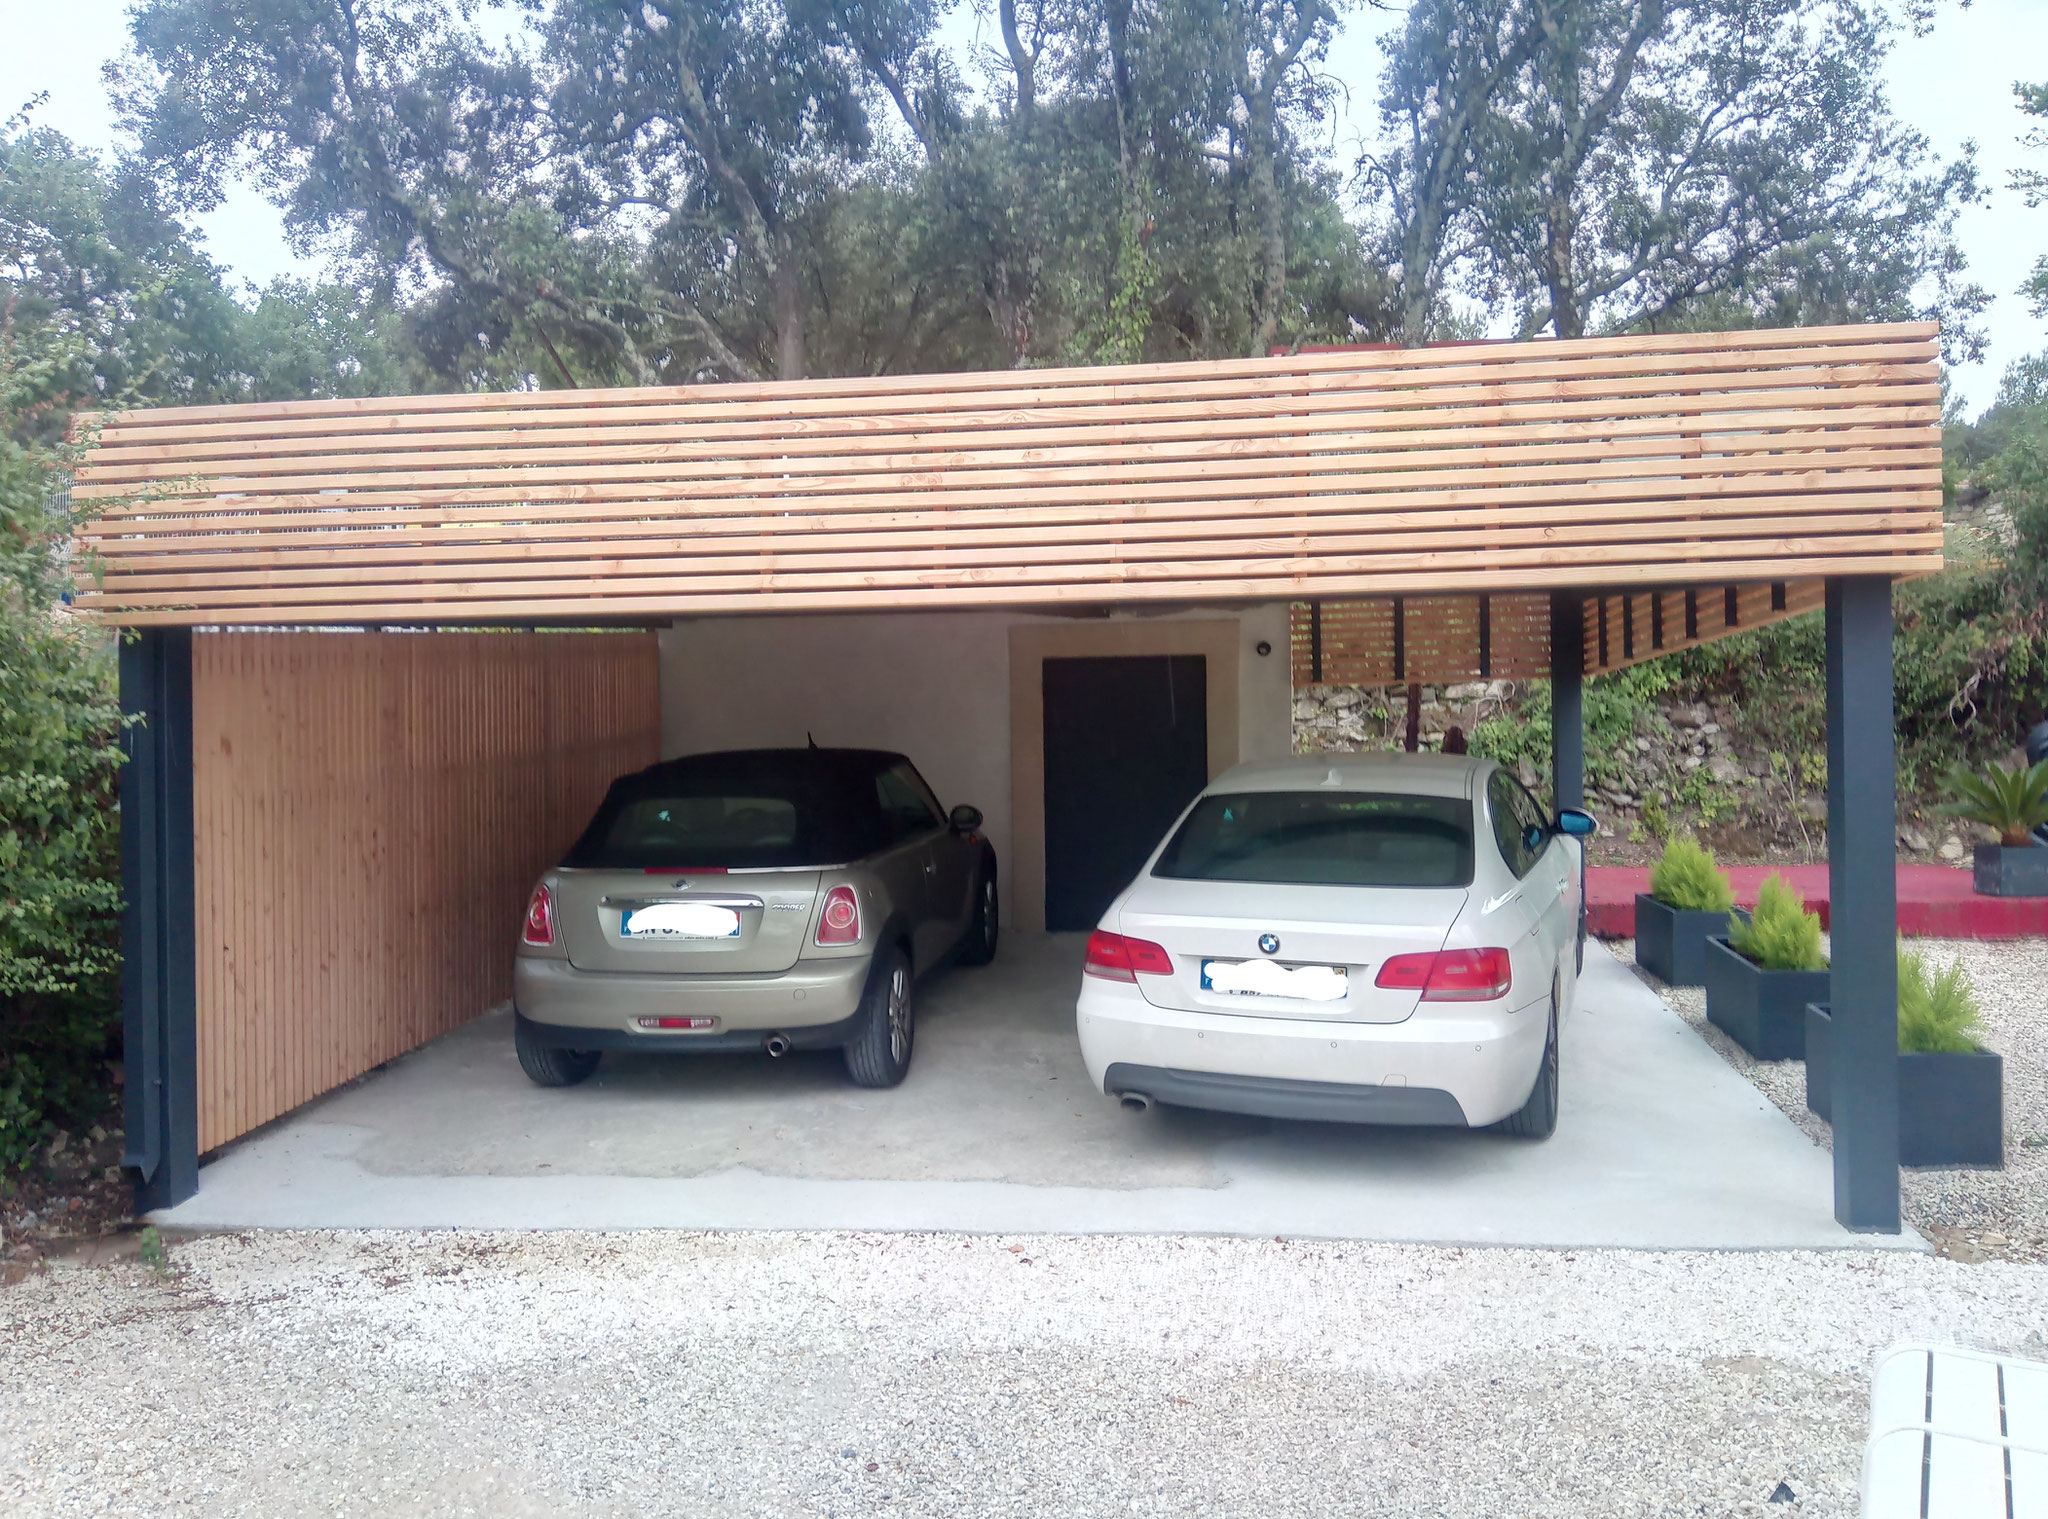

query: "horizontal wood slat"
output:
73 324 1942 627
190 630 659 1152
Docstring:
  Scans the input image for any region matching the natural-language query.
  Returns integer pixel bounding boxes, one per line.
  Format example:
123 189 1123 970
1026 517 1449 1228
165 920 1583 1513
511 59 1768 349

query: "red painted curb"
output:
1586 864 2048 940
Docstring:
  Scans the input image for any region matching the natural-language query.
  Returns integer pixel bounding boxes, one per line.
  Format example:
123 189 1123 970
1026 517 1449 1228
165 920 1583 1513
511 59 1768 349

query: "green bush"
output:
1648 836 1735 912
1727 872 1827 972
0 613 123 1172
1897 944 1983 1054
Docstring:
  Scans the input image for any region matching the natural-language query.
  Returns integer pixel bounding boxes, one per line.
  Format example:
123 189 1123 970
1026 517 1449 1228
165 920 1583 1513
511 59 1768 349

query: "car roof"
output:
615 747 909 792
1205 751 1492 800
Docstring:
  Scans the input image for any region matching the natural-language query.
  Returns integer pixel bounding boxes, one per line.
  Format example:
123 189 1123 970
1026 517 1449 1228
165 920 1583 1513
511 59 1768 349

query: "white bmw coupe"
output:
1075 753 1595 1138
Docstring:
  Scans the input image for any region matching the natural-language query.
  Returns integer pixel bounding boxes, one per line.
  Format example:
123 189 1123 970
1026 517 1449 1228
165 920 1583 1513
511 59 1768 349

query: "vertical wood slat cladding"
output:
189 630 658 1152
73 323 1942 625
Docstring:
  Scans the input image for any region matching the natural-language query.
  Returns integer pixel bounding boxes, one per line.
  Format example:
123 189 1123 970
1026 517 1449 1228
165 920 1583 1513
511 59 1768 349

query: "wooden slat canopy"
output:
70 322 1942 627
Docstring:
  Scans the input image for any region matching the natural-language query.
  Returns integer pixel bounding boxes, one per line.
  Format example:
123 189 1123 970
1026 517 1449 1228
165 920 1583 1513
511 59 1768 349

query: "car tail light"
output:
636 1016 714 1031
1084 930 1174 981
1374 947 1513 1001
816 885 861 946
521 883 555 947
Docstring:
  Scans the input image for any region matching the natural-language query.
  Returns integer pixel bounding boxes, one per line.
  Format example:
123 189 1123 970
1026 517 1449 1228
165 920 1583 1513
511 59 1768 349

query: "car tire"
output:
1498 984 1560 1140
515 1019 601 1088
954 859 999 967
844 945 914 1088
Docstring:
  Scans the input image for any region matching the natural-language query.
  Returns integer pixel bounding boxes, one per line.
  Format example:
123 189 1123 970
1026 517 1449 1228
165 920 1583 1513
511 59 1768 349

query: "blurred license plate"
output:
1201 960 1347 1001
620 903 741 940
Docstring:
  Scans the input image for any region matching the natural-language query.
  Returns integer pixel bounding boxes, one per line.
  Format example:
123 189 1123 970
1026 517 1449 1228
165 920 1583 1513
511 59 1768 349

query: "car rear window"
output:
563 764 883 869
603 797 799 856
1151 791 1474 888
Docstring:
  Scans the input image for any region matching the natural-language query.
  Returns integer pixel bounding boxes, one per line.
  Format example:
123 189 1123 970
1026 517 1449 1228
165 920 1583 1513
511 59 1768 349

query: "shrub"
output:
1648 835 1735 912
1939 759 2048 847
0 612 123 1172
1897 945 1983 1054
1728 872 1826 972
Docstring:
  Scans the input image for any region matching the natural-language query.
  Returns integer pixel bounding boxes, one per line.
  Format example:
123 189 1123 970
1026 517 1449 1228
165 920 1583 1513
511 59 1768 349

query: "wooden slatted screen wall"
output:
1291 595 1551 685
73 323 1940 626
1582 579 1826 676
190 629 659 1151
1290 579 1824 685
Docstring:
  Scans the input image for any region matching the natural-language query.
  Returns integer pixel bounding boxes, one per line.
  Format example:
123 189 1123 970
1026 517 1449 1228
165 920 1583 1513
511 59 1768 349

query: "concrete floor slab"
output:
154 937 1921 1249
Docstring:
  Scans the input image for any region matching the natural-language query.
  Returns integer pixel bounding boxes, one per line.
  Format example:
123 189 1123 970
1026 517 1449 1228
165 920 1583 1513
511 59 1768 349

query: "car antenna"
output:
808 731 818 750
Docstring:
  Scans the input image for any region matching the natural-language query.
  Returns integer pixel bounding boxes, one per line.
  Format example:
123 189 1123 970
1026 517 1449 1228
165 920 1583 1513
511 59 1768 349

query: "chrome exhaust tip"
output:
764 1033 793 1058
1118 1092 1154 1114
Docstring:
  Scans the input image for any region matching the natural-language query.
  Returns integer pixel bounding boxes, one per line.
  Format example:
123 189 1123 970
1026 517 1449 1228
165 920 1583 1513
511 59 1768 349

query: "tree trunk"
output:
1545 195 1582 339
1245 91 1285 358
773 255 804 381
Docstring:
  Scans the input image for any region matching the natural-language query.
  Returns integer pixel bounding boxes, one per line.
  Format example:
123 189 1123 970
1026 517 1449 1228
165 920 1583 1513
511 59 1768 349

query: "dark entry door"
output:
1042 655 1208 932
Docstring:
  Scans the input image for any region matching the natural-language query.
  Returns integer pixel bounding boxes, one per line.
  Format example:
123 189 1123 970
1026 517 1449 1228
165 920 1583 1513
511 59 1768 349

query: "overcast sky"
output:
8 0 2045 415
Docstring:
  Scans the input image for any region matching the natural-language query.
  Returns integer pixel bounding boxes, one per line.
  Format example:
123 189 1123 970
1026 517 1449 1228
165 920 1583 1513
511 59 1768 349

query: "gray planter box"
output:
1634 895 1747 986
1704 937 1827 1060
1974 842 2048 897
1805 1004 2005 1168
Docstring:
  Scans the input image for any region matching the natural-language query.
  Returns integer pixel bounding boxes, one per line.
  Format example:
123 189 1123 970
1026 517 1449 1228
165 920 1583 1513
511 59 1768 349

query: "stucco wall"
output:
658 605 1292 925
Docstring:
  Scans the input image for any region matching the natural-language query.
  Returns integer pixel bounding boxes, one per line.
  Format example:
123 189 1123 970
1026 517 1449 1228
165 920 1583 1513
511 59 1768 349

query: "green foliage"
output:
1939 759 2048 846
1897 944 1982 1054
1649 836 1735 913
1728 873 1827 973
137 1225 170 1275
1373 0 1984 356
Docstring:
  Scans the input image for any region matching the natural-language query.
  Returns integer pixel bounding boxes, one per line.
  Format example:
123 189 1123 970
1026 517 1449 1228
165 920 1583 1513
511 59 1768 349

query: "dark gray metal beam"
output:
1550 592 1585 813
1825 576 1900 1233
119 629 199 1212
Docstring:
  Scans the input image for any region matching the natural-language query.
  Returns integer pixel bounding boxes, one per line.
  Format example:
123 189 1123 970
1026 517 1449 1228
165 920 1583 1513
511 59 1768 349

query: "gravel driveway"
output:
1619 937 2048 1262
6 1230 2048 1518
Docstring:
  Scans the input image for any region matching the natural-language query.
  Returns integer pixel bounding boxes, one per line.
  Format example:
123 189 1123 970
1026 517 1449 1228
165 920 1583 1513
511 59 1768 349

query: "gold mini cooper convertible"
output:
513 748 998 1089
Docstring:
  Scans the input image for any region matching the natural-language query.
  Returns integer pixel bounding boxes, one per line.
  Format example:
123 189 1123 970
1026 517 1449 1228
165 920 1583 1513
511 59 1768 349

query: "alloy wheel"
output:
888 962 912 1065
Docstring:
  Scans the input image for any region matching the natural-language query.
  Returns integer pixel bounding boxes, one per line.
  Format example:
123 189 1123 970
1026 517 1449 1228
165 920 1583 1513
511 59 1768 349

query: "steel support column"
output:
119 629 199 1212
1825 577 1900 1232
1550 592 1585 812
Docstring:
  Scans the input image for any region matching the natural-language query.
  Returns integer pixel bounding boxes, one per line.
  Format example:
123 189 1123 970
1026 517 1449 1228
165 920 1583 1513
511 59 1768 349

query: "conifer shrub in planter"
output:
1635 836 1745 986
1804 947 2003 1167
1941 759 2048 897
1705 873 1828 1060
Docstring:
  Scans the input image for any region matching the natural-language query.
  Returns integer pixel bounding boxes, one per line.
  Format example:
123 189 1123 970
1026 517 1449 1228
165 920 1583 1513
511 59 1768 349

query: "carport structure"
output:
74 321 1941 1231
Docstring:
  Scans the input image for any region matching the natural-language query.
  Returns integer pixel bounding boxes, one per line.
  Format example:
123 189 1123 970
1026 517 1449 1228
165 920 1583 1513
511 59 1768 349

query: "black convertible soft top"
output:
561 748 911 869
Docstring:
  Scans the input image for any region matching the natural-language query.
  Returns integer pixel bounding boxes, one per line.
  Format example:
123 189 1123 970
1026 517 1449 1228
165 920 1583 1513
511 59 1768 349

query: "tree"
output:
1369 0 1987 358
112 0 676 383
2015 78 2048 319
1207 0 1341 354
1363 0 1544 344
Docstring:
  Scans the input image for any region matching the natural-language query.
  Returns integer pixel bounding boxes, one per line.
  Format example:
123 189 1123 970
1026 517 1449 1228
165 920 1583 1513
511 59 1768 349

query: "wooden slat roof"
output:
70 322 1942 627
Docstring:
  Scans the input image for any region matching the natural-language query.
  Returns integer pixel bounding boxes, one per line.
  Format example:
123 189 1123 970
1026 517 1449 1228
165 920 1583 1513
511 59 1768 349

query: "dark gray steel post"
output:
1550 592 1584 812
1825 577 1900 1232
120 629 199 1212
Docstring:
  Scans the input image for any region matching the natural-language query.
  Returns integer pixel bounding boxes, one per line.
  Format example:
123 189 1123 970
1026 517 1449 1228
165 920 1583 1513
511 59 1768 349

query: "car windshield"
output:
1151 791 1474 888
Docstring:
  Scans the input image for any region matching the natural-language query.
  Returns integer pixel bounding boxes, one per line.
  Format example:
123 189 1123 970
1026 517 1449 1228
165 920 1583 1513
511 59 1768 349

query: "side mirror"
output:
950 803 984 832
1554 808 1597 838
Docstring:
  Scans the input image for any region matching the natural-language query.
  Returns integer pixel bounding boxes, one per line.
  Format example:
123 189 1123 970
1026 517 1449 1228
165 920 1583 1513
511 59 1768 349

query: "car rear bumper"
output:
514 953 870 1035
1077 976 1548 1127
1103 1064 1468 1125
517 1010 865 1055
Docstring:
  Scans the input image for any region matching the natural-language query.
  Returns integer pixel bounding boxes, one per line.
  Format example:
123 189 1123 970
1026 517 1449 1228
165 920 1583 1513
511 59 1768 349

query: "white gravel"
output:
1614 936 2048 1261
5 1229 2048 1518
